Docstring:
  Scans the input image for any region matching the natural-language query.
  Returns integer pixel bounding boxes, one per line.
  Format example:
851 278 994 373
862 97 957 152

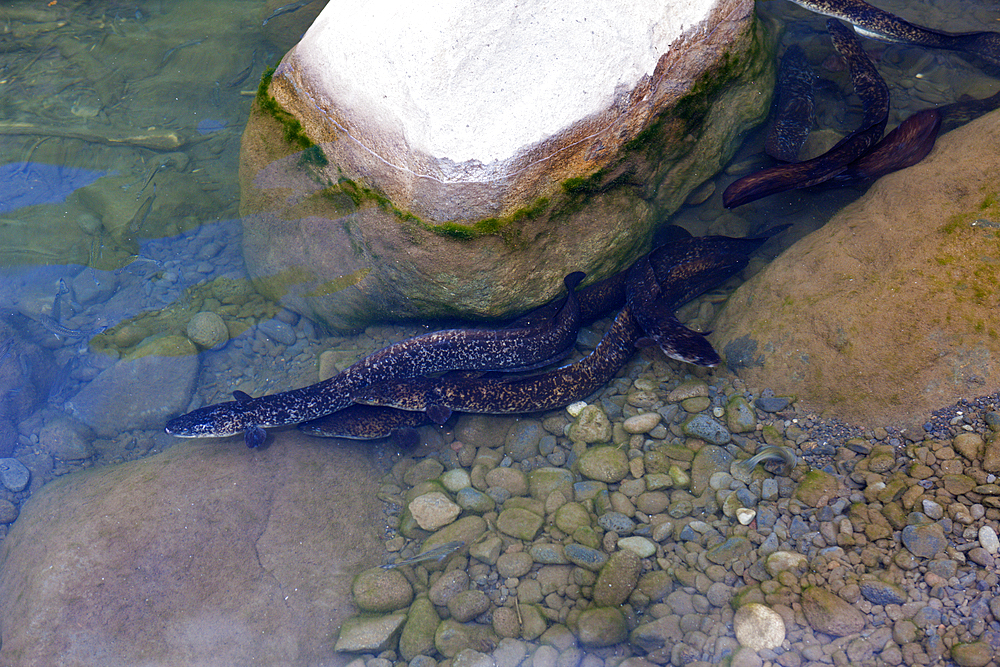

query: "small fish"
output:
127 189 156 235
738 445 798 476
380 540 465 569
38 316 110 340
262 0 313 26
227 49 257 88
160 38 203 68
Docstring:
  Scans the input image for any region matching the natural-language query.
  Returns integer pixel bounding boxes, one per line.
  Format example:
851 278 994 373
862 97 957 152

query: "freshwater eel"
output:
723 19 889 208
298 404 431 441
765 45 816 162
353 304 644 424
829 107 941 184
165 272 586 447
352 232 770 423
786 0 1000 66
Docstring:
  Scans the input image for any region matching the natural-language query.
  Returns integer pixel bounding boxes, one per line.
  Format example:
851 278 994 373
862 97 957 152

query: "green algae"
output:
257 65 313 151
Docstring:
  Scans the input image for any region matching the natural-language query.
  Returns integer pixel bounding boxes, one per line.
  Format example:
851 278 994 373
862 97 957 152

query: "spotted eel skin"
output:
165 272 585 447
765 45 816 163
723 19 889 208
349 232 772 424
787 0 1000 66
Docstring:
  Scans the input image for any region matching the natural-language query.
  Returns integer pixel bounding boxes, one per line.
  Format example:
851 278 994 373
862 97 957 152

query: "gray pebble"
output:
682 414 732 445
258 319 297 346
563 543 608 571
597 511 635 535
0 458 30 492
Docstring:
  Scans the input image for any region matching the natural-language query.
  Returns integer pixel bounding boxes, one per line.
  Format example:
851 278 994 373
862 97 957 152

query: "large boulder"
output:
0 434 385 666
712 109 1000 426
239 0 773 329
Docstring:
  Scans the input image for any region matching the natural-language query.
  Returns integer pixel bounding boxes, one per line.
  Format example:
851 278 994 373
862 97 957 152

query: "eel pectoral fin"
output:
245 425 266 449
426 404 453 425
647 314 721 367
233 390 253 402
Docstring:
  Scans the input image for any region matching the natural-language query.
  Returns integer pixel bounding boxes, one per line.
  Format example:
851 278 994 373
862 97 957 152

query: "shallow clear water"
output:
0 0 998 662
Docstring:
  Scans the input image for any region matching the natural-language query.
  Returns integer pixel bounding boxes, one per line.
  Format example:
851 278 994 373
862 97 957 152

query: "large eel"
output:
765 45 816 162
165 272 585 447
723 19 889 208
786 0 1000 66
349 233 769 425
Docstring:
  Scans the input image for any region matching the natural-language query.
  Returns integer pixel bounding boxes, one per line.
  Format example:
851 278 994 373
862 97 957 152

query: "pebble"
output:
682 413 731 445
733 603 785 650
577 446 629 483
186 311 229 349
408 492 460 531
258 318 297 345
979 525 999 554
623 412 661 434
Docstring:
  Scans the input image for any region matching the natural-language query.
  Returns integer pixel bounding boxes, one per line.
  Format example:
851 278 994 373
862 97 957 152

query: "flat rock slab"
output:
0 433 386 666
713 109 1000 427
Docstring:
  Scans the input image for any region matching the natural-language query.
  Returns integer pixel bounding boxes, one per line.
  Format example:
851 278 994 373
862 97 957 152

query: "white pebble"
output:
734 603 785 650
980 525 999 555
408 492 460 531
441 468 471 492
736 508 756 525
566 401 588 417
617 536 657 558
712 406 725 418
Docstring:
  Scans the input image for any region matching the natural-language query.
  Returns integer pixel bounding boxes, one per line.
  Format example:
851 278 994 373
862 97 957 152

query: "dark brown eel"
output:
723 19 890 208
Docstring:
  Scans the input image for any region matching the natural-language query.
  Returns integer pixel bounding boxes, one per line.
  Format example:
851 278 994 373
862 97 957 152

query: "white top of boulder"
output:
294 0 715 165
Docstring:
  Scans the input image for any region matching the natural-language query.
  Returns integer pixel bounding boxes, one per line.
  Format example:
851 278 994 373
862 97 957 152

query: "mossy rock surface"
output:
713 109 1000 427
238 5 774 329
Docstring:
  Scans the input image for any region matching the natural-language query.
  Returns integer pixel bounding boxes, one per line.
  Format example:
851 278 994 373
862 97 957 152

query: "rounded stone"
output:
408 492 461 531
0 499 18 524
681 414 731 445
496 507 544 541
186 311 229 349
563 543 608 572
554 502 591 534
455 487 495 514
441 468 472 492
496 552 534 578
352 567 414 612
568 405 612 444
593 549 642 607
485 467 529 497
734 603 785 650
951 641 994 667
505 420 544 461
801 586 865 637
447 589 491 623
623 412 661 434
577 446 629 483
576 607 627 647
617 536 656 558
0 458 30 492
979 525 999 555
901 522 947 559
492 607 521 639
528 467 574 502
429 570 471 606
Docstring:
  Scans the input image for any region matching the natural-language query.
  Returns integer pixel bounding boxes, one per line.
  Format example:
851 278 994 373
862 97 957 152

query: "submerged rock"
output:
0 434 384 665
240 0 772 328
713 109 1000 426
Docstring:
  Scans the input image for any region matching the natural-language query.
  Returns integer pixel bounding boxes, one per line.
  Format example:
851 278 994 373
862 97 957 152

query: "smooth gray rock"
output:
65 337 198 437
